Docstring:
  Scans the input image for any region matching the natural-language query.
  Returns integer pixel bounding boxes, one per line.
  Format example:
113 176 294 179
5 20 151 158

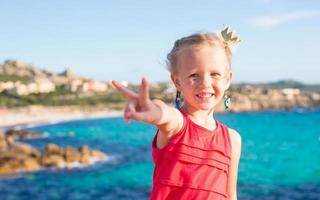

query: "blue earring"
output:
224 95 231 111
175 91 181 109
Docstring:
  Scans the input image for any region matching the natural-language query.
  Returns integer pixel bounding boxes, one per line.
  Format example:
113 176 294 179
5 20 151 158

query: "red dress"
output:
150 111 232 200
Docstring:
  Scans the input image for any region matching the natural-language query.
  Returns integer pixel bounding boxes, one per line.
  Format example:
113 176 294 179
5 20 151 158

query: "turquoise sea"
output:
1 109 320 199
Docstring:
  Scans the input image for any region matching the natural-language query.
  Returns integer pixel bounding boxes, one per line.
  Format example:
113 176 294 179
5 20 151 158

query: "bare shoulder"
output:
228 128 242 144
227 128 242 158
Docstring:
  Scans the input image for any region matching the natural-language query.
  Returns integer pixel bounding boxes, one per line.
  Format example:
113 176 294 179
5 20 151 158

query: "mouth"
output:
196 92 215 100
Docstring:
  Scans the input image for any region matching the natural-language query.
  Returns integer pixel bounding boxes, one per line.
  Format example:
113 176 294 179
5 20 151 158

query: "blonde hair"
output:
166 33 232 74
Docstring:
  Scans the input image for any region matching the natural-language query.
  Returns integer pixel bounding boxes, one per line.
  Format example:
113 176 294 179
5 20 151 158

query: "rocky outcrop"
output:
214 87 320 113
0 130 108 176
0 132 41 175
5 129 48 140
0 60 52 79
0 133 7 151
40 144 107 169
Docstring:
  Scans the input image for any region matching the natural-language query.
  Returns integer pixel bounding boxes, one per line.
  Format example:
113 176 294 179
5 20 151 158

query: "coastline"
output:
0 105 123 130
1 105 319 131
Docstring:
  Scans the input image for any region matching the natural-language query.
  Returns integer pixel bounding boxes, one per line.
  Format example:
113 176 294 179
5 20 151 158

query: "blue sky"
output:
1 0 319 84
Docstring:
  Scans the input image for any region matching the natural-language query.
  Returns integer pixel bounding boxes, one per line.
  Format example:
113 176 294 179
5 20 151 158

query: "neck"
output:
181 105 216 130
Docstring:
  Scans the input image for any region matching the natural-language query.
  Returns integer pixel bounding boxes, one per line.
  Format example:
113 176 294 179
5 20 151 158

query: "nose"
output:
199 75 212 88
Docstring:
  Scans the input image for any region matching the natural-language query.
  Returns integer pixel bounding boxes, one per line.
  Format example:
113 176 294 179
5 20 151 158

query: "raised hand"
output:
111 78 161 124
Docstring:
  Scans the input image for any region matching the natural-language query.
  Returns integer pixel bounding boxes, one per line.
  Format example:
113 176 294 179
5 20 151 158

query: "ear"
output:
224 71 233 90
171 74 181 91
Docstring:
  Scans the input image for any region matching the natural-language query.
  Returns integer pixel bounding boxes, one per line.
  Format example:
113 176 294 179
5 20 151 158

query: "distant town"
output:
0 60 113 95
0 59 319 112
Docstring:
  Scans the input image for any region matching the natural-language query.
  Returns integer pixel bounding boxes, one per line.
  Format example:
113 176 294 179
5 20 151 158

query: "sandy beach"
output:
0 105 123 130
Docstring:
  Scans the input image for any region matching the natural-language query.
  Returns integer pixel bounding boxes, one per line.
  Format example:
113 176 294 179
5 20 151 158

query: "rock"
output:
0 163 14 175
0 140 7 152
0 157 21 175
79 145 93 165
0 156 40 175
63 146 80 163
0 133 7 152
0 136 108 175
78 145 107 165
91 150 108 160
79 145 91 156
0 139 41 175
41 154 65 168
9 142 40 158
5 135 16 145
5 129 46 140
43 143 62 156
79 154 91 165
20 157 41 172
0 150 27 163
41 144 66 168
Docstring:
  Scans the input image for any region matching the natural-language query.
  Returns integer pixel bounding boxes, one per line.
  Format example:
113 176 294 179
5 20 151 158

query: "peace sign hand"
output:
111 78 161 124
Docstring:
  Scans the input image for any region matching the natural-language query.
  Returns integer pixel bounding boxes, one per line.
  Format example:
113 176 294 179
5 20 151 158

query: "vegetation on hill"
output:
0 60 319 111
235 79 320 92
0 84 174 108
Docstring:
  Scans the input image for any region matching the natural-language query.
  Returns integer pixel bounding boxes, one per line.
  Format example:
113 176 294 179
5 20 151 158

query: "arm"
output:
112 78 183 148
152 99 184 148
227 128 242 200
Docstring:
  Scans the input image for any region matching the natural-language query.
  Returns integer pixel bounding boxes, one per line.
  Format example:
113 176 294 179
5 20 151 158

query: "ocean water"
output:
1 109 320 200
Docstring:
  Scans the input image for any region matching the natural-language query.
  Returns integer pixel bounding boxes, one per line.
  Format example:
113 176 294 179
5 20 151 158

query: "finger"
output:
139 78 150 103
124 107 130 123
131 109 154 123
130 111 146 122
123 101 134 123
124 115 130 124
111 80 138 99
124 101 135 118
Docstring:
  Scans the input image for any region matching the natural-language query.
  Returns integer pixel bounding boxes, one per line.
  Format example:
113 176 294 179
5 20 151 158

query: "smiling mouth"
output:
196 92 214 99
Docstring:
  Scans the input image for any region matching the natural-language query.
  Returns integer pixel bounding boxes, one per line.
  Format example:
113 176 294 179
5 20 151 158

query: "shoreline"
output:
1 105 319 131
0 105 123 130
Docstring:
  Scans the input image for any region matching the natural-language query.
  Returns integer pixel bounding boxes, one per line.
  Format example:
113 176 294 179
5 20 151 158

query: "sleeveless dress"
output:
150 111 232 200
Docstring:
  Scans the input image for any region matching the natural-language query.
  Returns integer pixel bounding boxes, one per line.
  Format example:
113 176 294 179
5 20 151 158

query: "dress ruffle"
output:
151 112 232 199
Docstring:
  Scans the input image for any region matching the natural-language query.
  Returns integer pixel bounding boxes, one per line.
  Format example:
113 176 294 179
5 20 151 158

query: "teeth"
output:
197 93 213 98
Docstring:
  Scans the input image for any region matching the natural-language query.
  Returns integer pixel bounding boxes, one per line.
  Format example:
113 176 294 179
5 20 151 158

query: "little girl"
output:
112 26 242 200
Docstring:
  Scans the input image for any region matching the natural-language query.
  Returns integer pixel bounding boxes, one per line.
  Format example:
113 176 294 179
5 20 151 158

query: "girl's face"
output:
171 45 232 112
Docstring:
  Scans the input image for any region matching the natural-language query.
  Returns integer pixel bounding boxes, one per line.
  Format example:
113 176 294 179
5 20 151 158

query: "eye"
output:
211 73 221 78
189 73 199 78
